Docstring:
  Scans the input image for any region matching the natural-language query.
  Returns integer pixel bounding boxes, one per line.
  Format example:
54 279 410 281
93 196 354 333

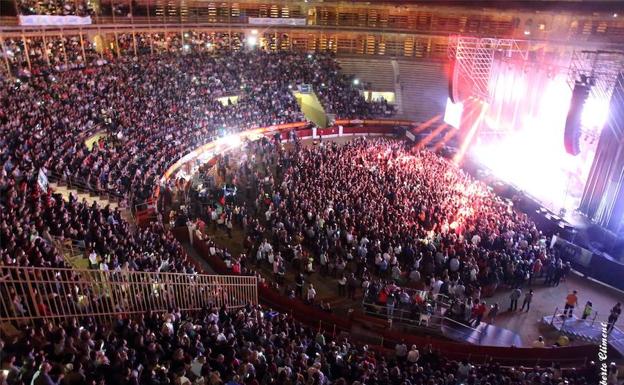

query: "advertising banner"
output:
19 15 92 26
248 17 306 26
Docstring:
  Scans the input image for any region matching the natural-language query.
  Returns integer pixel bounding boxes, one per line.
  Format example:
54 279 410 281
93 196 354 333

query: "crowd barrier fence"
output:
0 265 257 325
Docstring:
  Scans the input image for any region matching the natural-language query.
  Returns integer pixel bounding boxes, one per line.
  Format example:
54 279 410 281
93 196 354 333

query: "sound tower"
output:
563 77 591 155
448 60 460 104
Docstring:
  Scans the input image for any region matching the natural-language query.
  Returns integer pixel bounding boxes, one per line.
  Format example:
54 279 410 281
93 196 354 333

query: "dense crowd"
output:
0 305 605 385
16 0 94 16
0 47 389 276
0 28 613 384
225 137 569 324
2 36 101 77
1 32 391 118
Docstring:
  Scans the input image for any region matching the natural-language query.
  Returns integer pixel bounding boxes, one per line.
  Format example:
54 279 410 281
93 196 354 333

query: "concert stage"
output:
447 37 624 291
460 154 624 292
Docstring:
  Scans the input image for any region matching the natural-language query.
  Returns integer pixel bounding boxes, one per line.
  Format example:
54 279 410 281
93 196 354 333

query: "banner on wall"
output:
248 17 306 26
19 15 92 26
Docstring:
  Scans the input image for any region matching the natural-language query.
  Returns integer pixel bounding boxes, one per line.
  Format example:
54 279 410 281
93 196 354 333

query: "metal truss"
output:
567 50 624 143
448 36 529 102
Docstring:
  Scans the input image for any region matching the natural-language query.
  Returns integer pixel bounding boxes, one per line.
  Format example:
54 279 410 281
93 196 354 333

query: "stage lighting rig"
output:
567 50 624 143
448 36 529 103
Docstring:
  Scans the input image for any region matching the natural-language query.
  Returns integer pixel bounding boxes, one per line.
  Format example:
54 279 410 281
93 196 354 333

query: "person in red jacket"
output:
471 299 487 327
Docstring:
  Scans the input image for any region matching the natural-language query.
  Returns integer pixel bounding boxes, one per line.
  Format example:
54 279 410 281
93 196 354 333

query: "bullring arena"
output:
2 1 624 385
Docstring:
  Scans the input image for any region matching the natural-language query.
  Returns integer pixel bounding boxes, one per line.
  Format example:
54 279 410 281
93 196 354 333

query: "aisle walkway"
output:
486 273 624 346
441 319 523 347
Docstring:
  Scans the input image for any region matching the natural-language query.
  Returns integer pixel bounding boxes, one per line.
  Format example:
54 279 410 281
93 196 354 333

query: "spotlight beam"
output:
416 123 449 150
432 127 459 152
457 99 481 128
453 103 488 165
412 115 441 135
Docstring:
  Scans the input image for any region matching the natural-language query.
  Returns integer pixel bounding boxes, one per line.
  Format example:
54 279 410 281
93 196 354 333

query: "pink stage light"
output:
471 61 605 213
582 96 610 129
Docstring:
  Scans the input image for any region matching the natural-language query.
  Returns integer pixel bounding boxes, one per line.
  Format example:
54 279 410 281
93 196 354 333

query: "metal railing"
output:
362 301 484 339
47 169 126 205
363 302 440 329
51 236 88 269
549 306 624 330
0 266 257 325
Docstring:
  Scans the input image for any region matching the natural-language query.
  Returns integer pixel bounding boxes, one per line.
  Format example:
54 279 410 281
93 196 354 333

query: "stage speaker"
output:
448 60 460 104
563 81 591 155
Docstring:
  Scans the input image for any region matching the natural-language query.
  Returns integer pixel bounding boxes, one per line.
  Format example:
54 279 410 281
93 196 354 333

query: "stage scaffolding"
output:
567 50 624 143
448 36 529 102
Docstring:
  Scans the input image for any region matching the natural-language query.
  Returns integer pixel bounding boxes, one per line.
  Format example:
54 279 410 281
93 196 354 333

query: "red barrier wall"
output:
343 126 398 135
175 226 595 368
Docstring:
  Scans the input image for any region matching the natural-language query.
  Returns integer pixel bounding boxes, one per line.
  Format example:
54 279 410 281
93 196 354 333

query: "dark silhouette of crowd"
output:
0 305 603 385
16 0 94 16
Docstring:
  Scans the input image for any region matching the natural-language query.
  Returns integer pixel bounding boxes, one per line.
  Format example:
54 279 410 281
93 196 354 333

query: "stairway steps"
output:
49 182 120 210
398 61 448 122
338 58 395 91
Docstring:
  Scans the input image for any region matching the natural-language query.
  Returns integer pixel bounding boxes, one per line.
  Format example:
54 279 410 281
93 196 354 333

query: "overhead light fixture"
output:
246 36 258 47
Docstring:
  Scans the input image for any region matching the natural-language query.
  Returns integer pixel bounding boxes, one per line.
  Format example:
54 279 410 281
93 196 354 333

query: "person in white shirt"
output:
407 345 419 364
391 265 401 281
532 336 545 348
395 341 408 362
88 250 98 269
457 360 473 380
338 275 347 296
409 269 421 283
307 284 316 303
432 279 443 295
190 355 206 377
454 282 466 299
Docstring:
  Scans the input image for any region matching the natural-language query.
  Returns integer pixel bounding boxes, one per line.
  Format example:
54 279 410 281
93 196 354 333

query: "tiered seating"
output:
0 50 389 275
398 60 449 122
337 57 396 91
